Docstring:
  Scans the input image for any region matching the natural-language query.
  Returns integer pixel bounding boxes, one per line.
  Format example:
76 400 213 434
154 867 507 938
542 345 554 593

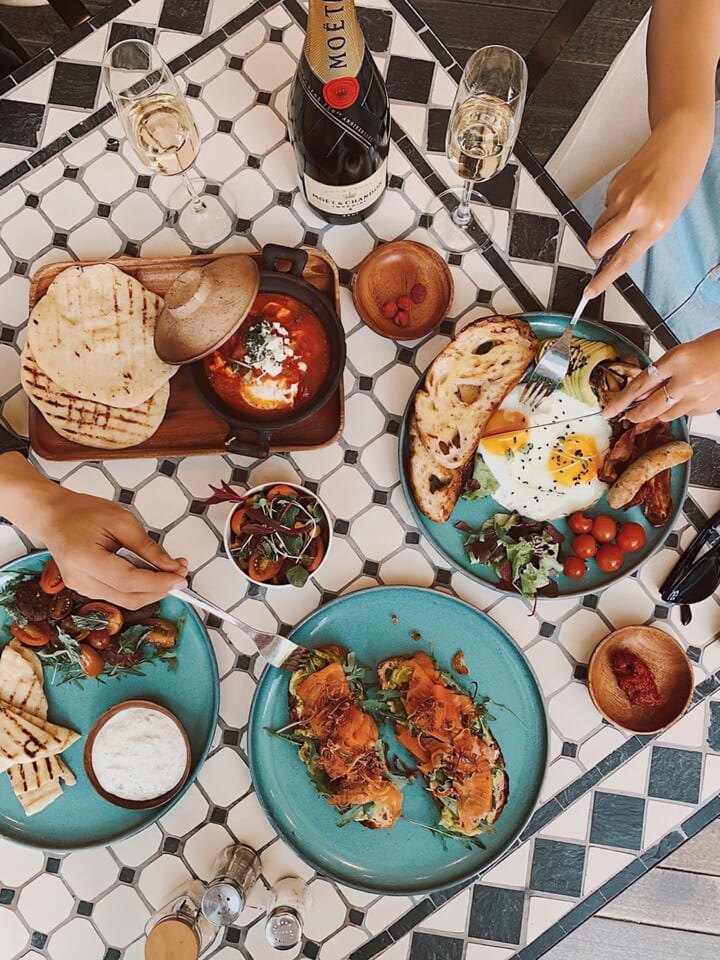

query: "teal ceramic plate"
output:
249 586 547 894
399 314 690 598
0 551 219 850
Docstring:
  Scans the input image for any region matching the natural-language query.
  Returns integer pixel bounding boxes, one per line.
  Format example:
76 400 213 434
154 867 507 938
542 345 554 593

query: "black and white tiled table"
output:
1 1 720 959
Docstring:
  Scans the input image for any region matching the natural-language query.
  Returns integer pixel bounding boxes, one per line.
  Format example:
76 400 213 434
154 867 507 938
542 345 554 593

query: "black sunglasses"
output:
660 508 720 624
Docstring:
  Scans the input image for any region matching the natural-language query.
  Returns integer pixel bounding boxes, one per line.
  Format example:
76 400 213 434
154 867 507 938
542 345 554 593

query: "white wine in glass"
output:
429 46 527 254
103 41 232 248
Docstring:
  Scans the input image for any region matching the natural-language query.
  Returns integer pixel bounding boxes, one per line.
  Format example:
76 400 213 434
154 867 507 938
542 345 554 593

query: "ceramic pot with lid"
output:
155 244 345 460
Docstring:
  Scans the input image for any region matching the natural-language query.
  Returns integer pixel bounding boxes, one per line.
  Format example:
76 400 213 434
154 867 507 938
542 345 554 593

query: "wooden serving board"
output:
27 249 344 461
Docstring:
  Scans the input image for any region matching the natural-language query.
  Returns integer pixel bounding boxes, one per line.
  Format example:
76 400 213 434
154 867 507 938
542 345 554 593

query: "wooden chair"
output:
546 13 651 200
0 0 90 74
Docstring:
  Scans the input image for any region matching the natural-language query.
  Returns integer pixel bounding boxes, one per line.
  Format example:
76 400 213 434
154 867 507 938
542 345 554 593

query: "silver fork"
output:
520 234 631 410
116 548 309 671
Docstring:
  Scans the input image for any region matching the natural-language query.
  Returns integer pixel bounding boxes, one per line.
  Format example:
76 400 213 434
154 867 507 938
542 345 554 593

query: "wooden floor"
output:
2 0 719 957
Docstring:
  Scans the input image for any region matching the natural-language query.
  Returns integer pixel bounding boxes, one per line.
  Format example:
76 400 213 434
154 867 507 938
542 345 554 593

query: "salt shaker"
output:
265 877 312 951
201 843 261 926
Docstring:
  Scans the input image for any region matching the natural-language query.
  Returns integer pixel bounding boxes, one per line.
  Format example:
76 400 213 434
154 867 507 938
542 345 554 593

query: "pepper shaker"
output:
201 843 261 926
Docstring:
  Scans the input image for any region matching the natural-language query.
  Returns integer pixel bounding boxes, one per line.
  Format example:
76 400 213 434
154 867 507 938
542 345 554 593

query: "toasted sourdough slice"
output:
408 413 467 523
21 344 170 450
414 316 537 471
288 645 403 829
378 652 508 837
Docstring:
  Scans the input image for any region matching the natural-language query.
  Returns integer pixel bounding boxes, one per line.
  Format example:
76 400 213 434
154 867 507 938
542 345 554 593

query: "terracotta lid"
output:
154 254 260 364
145 917 200 960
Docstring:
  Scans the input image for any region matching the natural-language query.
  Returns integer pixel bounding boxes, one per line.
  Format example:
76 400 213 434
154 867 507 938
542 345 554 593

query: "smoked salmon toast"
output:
378 652 508 837
286 645 403 829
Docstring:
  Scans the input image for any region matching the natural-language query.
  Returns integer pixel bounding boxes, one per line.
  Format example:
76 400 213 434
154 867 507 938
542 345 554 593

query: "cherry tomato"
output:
568 512 593 535
617 522 647 553
144 617 179 649
563 556 587 580
10 620 51 647
88 629 111 650
79 601 124 636
39 557 65 595
596 544 624 573
48 593 72 620
79 644 104 678
266 485 298 502
230 505 247 536
592 515 617 543
573 534 598 559
307 536 326 573
248 549 284 583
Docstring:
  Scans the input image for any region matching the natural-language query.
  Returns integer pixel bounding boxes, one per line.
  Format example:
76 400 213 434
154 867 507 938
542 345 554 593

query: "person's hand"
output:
585 114 713 297
36 487 188 609
603 329 720 422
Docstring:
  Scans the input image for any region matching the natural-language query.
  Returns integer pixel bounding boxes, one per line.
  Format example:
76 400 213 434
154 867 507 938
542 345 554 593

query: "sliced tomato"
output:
307 536 326 573
248 548 283 582
39 558 65 595
78 644 104 678
266 484 298 502
88 629 111 650
10 620 51 647
48 592 73 620
79 601 124 636
230 505 247 535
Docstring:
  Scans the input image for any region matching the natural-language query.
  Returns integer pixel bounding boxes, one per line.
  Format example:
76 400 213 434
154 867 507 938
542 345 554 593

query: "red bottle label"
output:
323 76 360 109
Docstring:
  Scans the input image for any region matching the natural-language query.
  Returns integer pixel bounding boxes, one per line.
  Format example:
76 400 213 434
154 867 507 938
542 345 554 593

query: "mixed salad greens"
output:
456 512 563 600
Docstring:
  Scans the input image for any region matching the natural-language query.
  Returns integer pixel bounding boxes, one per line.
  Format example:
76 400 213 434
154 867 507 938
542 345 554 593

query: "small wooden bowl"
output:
351 240 454 340
84 700 191 810
588 626 693 734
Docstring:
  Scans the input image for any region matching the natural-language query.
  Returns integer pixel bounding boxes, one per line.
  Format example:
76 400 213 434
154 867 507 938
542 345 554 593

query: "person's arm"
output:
586 0 720 295
1 451 187 608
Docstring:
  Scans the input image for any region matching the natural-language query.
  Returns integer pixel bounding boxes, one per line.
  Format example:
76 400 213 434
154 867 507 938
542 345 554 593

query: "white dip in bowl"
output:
92 706 188 802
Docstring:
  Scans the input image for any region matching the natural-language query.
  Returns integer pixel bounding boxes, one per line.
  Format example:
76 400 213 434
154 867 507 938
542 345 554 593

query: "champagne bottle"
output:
288 0 391 224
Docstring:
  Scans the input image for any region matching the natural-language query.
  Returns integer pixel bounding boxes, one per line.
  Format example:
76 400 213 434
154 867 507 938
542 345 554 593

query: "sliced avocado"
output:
537 337 619 405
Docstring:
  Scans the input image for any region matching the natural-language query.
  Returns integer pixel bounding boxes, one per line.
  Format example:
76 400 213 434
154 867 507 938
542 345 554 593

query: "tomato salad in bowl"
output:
221 482 331 588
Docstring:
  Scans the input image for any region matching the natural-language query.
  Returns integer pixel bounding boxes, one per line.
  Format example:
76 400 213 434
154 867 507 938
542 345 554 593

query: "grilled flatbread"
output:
9 755 76 794
0 701 79 772
27 263 175 408
21 344 170 449
0 642 47 720
13 780 63 817
407 413 467 523
414 316 537 470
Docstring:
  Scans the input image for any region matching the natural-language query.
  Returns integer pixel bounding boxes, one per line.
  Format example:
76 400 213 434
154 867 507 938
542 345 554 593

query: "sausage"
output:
607 441 693 509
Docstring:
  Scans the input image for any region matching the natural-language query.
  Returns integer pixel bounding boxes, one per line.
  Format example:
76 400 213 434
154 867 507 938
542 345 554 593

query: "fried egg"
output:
479 385 612 521
239 375 298 411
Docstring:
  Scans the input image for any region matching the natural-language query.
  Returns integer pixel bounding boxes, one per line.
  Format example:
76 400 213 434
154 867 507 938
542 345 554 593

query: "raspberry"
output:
397 294 412 310
411 283 427 304
381 299 398 319
395 310 411 327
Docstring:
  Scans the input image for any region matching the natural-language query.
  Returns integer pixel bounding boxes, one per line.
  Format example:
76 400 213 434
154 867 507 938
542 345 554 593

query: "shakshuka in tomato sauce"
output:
205 293 331 416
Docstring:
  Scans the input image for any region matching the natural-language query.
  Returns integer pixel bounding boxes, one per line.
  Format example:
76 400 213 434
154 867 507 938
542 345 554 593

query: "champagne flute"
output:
102 40 233 248
428 45 527 254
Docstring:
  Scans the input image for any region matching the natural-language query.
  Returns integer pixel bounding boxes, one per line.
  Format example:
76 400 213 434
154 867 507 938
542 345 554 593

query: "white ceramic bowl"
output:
222 482 332 589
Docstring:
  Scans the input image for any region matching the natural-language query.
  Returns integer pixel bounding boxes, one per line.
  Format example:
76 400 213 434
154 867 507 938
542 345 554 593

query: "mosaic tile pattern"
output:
0 1 719 959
